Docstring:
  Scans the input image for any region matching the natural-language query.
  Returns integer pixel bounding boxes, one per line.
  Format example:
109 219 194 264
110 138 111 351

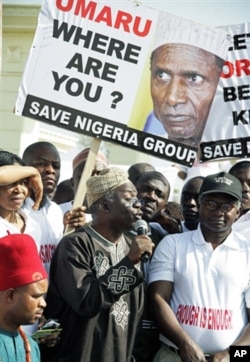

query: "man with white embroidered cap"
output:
144 13 230 147
0 233 48 362
44 167 154 361
149 171 250 361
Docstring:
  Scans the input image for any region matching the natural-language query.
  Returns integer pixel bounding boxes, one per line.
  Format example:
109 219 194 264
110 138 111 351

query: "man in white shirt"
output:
149 172 250 361
22 141 86 273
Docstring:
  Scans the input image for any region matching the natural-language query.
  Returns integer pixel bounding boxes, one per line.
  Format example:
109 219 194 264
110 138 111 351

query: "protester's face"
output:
108 182 143 231
151 44 222 144
27 146 61 195
181 178 203 230
10 279 48 326
136 178 169 222
0 180 29 212
199 193 240 235
230 168 250 210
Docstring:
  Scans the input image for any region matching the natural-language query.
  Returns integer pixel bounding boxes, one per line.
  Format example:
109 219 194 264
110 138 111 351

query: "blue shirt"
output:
0 329 40 362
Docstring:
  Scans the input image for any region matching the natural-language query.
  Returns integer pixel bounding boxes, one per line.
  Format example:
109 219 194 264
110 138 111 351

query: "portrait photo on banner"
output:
128 11 230 149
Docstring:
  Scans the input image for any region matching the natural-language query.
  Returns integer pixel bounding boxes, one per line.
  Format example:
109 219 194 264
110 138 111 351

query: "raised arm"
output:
0 165 43 209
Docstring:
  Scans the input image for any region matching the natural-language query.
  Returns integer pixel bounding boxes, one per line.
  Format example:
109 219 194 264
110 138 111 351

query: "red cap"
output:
0 234 47 291
72 148 108 170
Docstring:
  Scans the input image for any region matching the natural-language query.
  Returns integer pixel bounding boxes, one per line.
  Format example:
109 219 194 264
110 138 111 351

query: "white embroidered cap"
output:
86 167 129 207
153 12 230 60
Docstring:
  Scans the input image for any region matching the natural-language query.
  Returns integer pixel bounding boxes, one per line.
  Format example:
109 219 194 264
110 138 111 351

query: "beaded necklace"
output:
18 327 31 362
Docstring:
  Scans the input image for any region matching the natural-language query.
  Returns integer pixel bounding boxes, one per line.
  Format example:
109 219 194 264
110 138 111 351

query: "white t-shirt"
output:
59 201 92 223
233 218 250 239
0 209 41 252
235 209 250 224
149 222 168 238
23 197 64 273
180 220 191 232
59 200 72 215
148 225 250 354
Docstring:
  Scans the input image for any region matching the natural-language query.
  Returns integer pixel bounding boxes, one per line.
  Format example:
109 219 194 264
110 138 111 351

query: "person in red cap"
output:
0 233 48 362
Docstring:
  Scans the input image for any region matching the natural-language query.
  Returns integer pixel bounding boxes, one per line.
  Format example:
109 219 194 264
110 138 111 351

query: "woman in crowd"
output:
0 150 43 239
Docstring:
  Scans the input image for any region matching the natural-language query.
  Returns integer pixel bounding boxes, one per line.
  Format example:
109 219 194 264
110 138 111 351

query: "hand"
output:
27 171 43 210
38 331 61 348
38 316 46 329
127 235 154 264
0 165 43 210
37 317 61 348
211 350 230 362
63 206 87 228
179 340 207 362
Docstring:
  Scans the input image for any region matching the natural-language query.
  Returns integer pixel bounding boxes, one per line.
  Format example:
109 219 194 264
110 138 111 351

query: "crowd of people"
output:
1 141 250 362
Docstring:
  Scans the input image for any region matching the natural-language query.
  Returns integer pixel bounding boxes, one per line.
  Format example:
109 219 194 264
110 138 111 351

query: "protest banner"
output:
200 22 250 162
14 0 230 167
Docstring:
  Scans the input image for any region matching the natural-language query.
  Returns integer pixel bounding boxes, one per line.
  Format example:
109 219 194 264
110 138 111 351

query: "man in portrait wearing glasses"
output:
149 171 250 362
43 167 154 362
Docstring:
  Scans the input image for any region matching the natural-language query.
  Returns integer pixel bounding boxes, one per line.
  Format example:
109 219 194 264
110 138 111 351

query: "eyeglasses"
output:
201 199 238 213
124 198 144 208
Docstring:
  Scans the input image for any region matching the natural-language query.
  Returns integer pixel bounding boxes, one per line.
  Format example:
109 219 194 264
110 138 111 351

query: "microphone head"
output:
134 219 148 233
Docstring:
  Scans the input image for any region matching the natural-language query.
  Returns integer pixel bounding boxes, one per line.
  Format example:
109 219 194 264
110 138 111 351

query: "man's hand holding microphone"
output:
127 220 155 264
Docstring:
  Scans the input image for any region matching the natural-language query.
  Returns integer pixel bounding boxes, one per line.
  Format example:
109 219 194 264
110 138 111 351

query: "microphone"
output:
134 219 150 263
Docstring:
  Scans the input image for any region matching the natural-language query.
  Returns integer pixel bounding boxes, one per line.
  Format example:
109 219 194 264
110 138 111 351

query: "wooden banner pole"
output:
64 137 101 235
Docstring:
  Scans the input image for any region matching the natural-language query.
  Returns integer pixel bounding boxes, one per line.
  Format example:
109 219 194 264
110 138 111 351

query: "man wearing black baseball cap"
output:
199 171 242 201
149 172 250 361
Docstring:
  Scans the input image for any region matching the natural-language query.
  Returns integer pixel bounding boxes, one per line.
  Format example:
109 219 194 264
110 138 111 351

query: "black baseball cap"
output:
200 172 242 201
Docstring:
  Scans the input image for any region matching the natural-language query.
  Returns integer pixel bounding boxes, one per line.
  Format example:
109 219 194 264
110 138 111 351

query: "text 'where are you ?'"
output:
52 0 152 105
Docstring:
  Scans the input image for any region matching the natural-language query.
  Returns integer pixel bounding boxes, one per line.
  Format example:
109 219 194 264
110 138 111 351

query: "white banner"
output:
201 22 250 162
15 0 232 167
